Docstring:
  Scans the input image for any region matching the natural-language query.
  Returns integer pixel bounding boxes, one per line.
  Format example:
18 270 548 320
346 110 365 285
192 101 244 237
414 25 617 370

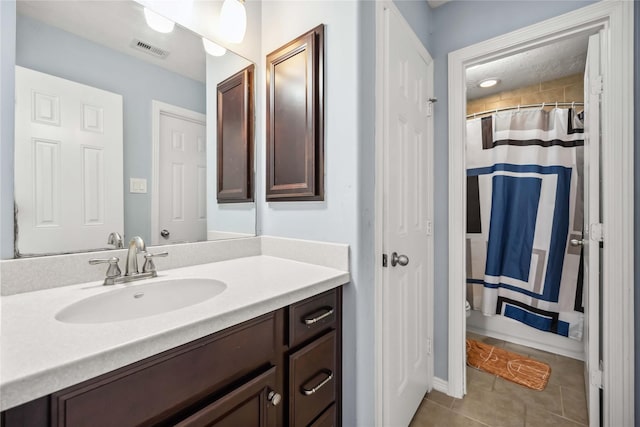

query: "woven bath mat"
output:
466 339 551 391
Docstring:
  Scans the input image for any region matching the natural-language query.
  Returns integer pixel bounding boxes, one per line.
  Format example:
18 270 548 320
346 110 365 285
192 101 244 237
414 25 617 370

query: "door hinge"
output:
590 223 604 242
382 253 388 268
591 367 603 389
426 220 433 236
591 75 603 95
426 97 437 117
426 337 432 355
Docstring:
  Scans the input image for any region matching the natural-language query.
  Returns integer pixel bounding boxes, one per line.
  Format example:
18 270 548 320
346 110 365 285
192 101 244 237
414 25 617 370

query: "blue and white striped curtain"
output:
466 108 585 340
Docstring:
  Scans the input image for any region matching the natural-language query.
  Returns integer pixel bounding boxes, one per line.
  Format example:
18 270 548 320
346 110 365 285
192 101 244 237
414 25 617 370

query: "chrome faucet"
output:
90 236 168 285
125 236 146 276
107 231 124 249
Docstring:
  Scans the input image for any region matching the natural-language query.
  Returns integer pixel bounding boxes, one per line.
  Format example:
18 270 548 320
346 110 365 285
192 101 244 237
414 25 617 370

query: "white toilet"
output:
465 300 471 318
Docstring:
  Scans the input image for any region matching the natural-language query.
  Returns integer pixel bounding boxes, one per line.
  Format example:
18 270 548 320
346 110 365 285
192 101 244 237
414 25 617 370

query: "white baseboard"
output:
432 377 448 394
467 310 584 361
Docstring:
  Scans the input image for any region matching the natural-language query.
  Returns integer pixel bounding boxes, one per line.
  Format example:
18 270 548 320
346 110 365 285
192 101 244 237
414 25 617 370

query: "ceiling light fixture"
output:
202 38 227 57
219 0 247 43
478 78 499 88
143 8 175 33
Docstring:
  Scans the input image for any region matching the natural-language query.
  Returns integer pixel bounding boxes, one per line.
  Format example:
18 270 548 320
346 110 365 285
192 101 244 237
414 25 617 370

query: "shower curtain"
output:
466 108 585 340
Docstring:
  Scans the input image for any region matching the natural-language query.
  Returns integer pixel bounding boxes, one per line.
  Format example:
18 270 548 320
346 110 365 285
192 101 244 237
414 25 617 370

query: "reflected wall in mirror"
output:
13 0 255 257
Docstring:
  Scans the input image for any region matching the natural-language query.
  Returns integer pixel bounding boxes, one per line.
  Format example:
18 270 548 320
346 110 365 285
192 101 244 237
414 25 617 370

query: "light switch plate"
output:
129 178 147 194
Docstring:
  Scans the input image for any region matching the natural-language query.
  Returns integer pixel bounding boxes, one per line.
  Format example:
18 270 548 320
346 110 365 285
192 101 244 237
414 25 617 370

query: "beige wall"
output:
467 73 584 116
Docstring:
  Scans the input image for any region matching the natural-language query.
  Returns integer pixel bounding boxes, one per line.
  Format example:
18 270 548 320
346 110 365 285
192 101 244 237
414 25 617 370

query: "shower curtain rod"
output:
466 101 584 119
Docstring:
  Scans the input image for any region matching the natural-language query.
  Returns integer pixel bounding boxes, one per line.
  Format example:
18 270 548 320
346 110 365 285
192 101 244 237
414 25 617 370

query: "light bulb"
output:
202 38 227 56
144 8 175 33
219 0 247 43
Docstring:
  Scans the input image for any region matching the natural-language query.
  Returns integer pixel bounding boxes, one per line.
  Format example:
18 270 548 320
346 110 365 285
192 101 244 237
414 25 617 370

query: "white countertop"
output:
0 255 349 411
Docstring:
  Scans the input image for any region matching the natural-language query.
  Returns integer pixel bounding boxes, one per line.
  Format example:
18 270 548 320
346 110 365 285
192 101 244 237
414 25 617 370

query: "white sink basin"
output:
56 278 227 324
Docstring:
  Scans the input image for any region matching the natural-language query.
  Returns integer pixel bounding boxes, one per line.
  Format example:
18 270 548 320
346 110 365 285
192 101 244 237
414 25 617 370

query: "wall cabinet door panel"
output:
217 65 254 203
266 25 324 201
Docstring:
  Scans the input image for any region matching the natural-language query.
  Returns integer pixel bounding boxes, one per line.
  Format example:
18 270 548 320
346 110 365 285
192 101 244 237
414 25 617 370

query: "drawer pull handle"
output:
303 307 334 326
301 369 334 396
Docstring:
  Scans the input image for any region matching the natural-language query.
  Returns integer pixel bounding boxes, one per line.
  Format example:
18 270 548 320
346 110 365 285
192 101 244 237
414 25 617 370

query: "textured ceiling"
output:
17 0 241 83
466 34 589 100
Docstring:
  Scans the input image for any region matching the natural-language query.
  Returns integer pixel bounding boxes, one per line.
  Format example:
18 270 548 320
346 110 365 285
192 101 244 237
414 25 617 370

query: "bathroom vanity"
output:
3 288 342 427
0 238 349 427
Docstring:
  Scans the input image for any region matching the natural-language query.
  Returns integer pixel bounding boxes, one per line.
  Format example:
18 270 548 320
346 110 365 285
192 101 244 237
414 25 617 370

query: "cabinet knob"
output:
267 390 282 406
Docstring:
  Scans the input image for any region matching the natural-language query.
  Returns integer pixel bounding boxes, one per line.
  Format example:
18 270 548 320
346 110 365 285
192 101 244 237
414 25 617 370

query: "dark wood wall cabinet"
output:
217 64 254 203
266 25 324 201
1 287 342 427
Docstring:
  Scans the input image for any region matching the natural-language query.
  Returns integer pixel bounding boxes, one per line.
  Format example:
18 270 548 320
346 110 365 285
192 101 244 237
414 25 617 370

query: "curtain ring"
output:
571 101 576 109
517 104 521 112
555 101 558 108
541 102 545 109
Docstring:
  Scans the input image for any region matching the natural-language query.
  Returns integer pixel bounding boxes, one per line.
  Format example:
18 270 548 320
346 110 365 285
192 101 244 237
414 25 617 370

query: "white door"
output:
381 4 434 426
14 66 123 255
582 32 602 427
158 112 206 244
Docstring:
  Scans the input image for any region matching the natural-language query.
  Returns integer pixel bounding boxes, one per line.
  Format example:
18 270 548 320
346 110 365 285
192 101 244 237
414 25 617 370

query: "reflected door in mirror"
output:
14 66 124 255
158 111 207 244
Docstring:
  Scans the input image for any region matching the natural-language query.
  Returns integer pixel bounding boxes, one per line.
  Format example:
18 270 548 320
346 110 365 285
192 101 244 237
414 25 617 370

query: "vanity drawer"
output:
289 330 336 427
289 289 337 348
52 312 280 427
309 403 336 427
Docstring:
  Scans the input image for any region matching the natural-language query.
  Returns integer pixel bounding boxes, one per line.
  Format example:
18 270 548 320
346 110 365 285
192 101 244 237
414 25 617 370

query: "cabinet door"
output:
175 367 280 427
266 25 324 201
52 313 278 427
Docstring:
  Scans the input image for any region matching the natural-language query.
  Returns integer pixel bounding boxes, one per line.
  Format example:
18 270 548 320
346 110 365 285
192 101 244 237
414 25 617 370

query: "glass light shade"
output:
219 0 247 43
479 78 499 88
202 38 227 56
144 8 175 33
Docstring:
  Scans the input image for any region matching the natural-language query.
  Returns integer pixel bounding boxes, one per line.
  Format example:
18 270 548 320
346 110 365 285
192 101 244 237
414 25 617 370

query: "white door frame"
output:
447 2 634 426
151 100 206 246
374 2 435 425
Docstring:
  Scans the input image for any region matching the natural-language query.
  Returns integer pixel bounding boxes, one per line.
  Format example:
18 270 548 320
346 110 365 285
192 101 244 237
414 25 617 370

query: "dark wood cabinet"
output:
1 287 342 427
287 289 341 427
266 25 324 201
217 64 254 203
174 366 279 427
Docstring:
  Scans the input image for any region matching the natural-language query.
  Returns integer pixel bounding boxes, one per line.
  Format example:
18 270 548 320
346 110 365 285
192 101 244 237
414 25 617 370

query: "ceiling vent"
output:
130 39 170 59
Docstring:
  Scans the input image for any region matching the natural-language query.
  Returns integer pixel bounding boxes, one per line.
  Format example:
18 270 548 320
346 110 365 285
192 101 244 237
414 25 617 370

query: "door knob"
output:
391 252 409 267
570 239 584 247
160 229 170 239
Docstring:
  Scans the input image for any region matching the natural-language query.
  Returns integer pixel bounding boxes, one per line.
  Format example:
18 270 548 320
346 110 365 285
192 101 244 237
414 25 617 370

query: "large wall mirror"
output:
13 0 256 257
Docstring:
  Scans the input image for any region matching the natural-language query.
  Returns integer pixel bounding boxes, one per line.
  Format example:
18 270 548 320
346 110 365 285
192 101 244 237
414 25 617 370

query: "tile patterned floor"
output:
410 333 588 427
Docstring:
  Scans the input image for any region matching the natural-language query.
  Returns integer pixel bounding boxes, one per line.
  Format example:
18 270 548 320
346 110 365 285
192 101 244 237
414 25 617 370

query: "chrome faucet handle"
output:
142 251 168 275
89 257 121 285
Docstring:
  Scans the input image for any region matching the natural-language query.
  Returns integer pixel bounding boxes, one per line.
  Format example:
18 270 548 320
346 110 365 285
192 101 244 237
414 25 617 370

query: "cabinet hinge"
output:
590 223 604 242
382 253 388 268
